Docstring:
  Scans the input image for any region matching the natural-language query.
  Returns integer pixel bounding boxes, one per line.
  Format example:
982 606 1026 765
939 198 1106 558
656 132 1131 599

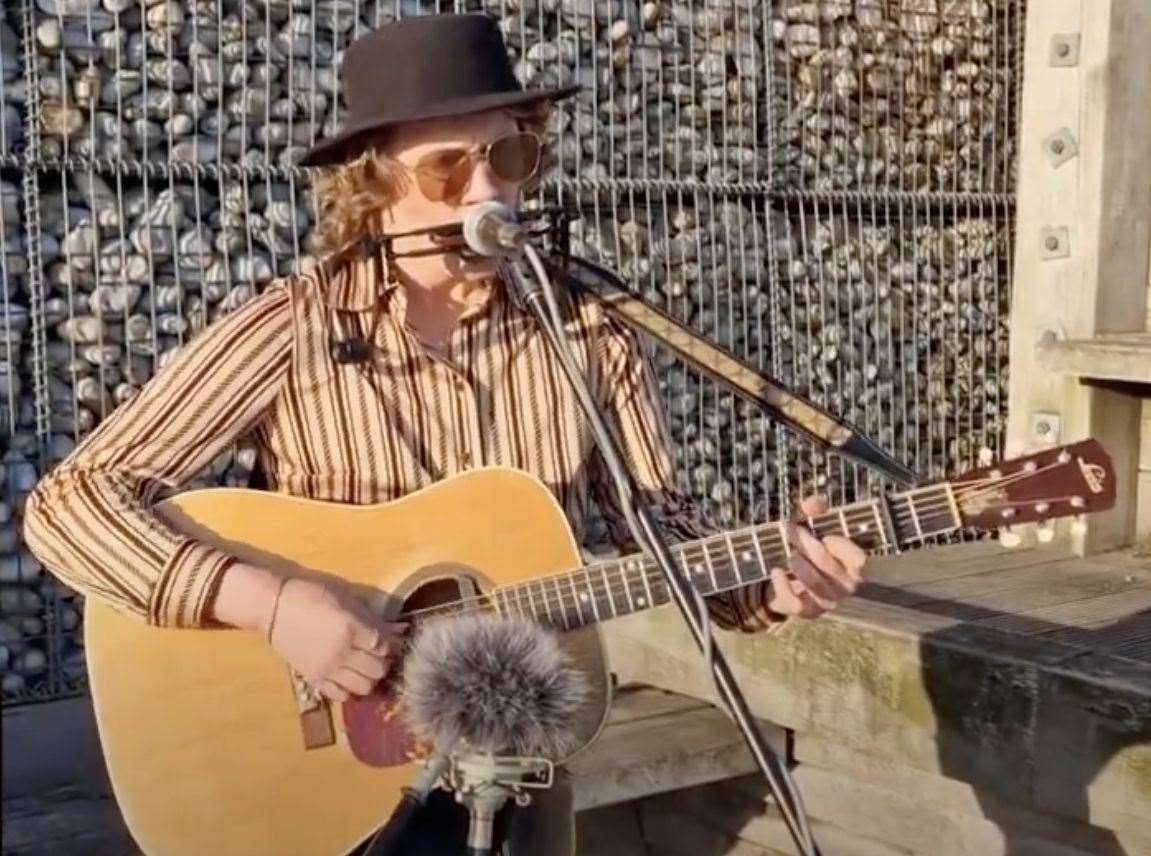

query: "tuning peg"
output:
1070 515 1088 537
1035 520 1055 543
998 526 1022 548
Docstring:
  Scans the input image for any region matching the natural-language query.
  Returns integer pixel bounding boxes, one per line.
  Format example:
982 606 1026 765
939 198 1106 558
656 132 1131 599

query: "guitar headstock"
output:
950 439 1115 533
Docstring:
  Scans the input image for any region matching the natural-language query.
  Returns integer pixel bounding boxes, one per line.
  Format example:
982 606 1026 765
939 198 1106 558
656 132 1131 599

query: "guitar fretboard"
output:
490 483 963 631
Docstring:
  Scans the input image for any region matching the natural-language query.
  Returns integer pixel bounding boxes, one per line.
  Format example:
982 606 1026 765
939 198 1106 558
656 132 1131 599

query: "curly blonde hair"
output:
309 101 554 254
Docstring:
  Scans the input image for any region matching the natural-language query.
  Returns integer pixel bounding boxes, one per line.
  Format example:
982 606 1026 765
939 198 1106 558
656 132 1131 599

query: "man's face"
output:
381 109 527 283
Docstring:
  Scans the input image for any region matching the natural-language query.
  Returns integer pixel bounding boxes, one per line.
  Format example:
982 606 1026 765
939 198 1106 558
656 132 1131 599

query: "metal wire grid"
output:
0 0 1022 705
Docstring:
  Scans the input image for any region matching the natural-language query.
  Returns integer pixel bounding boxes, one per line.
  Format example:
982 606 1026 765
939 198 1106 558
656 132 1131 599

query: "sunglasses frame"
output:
408 130 543 203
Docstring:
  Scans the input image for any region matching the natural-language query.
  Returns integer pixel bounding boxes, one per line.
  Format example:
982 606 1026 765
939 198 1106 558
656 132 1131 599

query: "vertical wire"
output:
212 0 233 320
187 4 210 338
15 0 49 699
757 0 782 521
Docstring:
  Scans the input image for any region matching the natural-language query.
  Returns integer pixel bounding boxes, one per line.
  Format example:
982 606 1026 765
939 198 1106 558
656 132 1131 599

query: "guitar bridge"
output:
289 668 336 749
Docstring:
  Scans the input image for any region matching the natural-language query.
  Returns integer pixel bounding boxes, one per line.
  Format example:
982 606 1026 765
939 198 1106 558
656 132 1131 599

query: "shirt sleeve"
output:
587 311 788 634
20 279 296 629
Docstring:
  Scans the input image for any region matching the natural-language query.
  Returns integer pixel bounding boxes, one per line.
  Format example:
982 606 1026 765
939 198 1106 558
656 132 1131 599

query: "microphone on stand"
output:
400 612 589 856
462 201 529 258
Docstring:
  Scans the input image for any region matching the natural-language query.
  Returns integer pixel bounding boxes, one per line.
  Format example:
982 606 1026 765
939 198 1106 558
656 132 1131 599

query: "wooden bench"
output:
594 541 1151 856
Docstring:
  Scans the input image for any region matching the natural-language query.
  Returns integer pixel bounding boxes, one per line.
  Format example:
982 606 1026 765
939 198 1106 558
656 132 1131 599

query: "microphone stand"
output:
502 245 823 856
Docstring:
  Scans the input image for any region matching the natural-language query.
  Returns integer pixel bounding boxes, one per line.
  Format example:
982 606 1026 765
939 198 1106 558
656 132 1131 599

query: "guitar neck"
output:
489 481 965 631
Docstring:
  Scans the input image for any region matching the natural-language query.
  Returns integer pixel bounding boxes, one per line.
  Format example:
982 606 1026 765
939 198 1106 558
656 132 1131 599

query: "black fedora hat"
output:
297 13 580 168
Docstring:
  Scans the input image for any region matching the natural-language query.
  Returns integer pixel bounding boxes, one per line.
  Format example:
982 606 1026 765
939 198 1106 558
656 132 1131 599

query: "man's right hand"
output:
212 563 406 702
266 577 407 702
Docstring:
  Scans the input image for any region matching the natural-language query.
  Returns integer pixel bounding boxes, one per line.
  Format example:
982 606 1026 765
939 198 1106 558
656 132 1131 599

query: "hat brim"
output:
296 85 580 168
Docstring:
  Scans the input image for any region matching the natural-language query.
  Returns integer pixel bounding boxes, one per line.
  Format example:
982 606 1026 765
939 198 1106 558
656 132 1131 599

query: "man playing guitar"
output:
22 14 867 855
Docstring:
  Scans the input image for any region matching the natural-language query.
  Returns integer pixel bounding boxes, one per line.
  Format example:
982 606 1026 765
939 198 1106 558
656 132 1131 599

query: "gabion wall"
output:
0 0 1022 705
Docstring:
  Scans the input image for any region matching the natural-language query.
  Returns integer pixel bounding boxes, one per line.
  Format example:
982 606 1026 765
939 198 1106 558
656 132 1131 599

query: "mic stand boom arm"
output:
502 247 822 856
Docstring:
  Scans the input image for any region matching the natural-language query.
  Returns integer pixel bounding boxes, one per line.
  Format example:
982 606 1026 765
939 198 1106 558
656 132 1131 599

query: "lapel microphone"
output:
331 336 375 364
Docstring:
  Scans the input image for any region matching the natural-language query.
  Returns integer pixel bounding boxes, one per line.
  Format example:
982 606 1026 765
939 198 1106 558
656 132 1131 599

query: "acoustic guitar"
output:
83 439 1114 855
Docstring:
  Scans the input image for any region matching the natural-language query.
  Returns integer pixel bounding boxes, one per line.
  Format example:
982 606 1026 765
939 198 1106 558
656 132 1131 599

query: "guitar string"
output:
394 495 917 623
395 499 917 625
395 462 1079 625
395 469 1068 626
396 497 1026 628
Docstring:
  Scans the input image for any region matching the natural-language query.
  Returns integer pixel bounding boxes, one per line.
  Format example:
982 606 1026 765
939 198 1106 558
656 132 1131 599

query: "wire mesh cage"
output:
1 0 1024 705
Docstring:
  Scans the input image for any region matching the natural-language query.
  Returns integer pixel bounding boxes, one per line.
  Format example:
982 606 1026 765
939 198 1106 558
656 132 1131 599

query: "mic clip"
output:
331 336 374 364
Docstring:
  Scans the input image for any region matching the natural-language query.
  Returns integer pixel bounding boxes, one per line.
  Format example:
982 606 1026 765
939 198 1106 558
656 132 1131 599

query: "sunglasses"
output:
407 131 543 203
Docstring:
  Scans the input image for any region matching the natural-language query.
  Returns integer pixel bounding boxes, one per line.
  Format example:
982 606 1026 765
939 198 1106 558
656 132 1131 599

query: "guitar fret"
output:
838 507 851 537
538 579 557 626
584 568 603 623
525 582 541 621
567 573 585 627
906 495 924 539
546 580 559 623
552 577 570 630
725 534 745 583
619 561 636 613
778 522 792 559
637 558 654 608
600 564 618 617
942 484 963 531
751 527 769 581
871 501 890 550
701 538 720 594
687 544 708 589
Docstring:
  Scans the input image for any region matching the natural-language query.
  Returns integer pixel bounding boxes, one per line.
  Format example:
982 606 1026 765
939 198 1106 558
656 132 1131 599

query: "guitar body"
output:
85 467 611 856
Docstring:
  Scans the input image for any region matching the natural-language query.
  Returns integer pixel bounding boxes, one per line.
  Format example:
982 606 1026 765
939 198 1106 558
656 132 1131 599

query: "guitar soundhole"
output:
403 576 473 613
341 575 476 768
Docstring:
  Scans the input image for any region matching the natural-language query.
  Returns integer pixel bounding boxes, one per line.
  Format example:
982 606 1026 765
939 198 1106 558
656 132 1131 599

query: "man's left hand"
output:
765 494 868 620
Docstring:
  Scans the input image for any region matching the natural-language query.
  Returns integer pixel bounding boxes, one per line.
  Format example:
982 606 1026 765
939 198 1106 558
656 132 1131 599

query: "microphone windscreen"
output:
400 612 589 758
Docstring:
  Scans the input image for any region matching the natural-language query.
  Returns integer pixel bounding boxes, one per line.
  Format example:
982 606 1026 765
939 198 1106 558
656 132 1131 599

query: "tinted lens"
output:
442 152 479 202
413 148 470 201
489 132 541 183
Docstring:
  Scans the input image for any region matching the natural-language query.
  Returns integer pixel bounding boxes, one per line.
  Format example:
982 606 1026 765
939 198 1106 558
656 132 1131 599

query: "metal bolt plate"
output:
1040 226 1070 259
1030 411 1061 445
1043 127 1078 167
1050 34 1080 66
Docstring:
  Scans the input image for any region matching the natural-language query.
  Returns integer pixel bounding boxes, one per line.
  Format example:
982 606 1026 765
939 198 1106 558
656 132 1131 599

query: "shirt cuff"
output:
706 583 791 634
148 538 240 629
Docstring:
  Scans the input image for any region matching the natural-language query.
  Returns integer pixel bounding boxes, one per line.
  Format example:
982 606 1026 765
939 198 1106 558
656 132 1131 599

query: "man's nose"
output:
459 157 504 205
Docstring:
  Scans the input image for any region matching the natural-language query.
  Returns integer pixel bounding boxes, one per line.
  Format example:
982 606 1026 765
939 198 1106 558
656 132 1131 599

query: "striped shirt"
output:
22 244 783 633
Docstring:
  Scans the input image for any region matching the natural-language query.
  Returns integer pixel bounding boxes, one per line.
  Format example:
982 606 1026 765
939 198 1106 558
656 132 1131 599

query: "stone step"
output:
569 685 781 812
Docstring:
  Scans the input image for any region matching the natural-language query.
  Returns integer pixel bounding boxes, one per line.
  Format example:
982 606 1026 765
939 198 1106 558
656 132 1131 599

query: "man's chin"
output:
448 251 500 279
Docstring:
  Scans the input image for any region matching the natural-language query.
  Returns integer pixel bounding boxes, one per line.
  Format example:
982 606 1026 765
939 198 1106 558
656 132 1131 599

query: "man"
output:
22 14 866 855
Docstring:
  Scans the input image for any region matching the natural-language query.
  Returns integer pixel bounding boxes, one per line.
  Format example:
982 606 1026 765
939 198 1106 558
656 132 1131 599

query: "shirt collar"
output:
317 236 399 312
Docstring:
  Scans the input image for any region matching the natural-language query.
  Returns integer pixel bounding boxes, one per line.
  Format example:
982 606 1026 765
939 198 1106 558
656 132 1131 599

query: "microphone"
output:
462 201 529 258
401 612 588 757
330 336 374 364
399 612 589 856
